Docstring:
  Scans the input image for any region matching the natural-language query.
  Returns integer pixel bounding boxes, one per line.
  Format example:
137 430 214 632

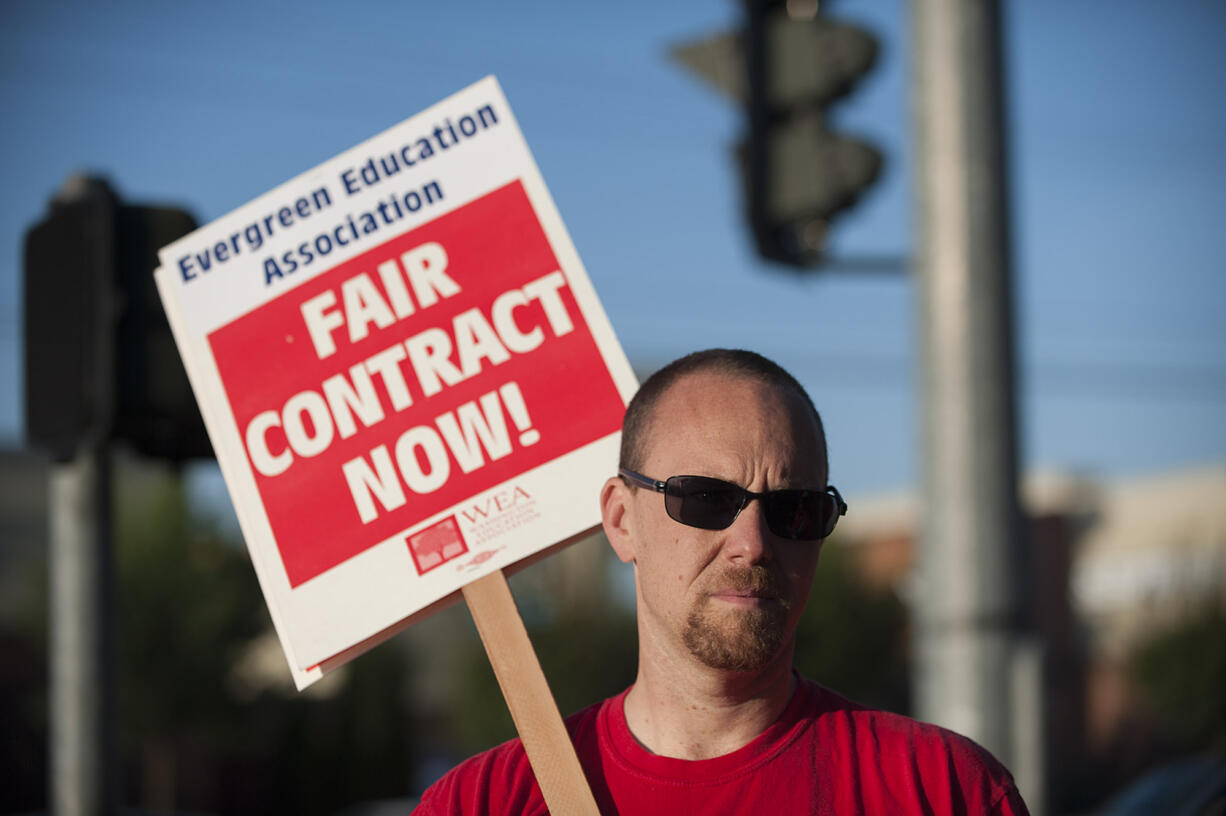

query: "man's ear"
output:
601 476 637 564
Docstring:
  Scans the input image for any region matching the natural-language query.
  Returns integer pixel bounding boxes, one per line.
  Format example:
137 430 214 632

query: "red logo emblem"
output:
406 516 468 575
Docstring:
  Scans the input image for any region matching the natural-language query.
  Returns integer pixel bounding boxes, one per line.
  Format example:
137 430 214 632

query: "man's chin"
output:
682 603 787 672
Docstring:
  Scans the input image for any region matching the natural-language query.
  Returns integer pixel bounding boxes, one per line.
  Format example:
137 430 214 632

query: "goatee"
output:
682 565 791 672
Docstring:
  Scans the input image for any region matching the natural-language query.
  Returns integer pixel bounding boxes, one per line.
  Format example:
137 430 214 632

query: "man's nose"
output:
722 498 774 563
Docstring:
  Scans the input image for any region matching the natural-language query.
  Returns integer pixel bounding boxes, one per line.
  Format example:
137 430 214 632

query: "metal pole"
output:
910 0 1041 809
50 444 115 816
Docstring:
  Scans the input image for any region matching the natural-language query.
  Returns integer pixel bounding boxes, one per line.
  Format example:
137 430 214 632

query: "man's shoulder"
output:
413 693 613 815
810 680 1003 762
798 678 1028 815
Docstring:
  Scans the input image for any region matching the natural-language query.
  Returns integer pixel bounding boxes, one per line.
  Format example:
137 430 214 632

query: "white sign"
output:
156 76 636 689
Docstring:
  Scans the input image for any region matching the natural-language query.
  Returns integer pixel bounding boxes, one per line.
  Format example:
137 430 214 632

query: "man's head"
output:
619 349 828 481
601 349 837 675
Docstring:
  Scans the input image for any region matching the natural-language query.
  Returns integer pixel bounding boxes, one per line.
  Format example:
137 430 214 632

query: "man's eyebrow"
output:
690 472 826 491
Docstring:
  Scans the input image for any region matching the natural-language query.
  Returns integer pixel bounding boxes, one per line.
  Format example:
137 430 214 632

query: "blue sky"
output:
2 0 1223 497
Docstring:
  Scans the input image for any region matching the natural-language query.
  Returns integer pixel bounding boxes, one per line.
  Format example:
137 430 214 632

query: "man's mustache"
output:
708 566 789 604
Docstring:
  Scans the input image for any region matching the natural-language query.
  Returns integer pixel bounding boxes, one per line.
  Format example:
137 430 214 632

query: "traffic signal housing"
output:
674 1 885 268
24 176 210 462
745 0 883 268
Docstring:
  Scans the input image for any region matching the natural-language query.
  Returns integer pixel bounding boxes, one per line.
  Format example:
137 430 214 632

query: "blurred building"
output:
1071 466 1226 658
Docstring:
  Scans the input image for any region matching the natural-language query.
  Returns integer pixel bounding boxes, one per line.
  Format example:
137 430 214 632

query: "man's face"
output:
606 371 827 673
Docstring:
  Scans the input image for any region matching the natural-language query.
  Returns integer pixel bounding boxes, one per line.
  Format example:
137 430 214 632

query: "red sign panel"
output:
209 181 624 587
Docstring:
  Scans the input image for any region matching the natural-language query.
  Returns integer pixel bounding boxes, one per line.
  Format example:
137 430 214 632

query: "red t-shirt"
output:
416 676 1029 815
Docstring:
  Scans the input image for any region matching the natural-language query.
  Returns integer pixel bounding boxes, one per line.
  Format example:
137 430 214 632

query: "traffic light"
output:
674 1 884 268
24 178 118 460
24 176 211 461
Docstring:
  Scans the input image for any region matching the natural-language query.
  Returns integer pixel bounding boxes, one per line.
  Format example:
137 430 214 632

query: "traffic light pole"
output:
50 443 115 816
910 0 1044 811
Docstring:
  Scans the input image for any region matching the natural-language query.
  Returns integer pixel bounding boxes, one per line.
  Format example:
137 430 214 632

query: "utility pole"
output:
910 0 1044 811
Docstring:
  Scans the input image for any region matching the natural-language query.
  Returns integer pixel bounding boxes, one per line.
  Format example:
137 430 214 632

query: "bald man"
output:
418 349 1028 815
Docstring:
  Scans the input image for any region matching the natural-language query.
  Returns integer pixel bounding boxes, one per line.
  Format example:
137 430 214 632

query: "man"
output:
418 349 1028 815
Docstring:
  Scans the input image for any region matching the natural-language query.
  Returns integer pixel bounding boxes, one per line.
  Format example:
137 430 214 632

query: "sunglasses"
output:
619 468 847 541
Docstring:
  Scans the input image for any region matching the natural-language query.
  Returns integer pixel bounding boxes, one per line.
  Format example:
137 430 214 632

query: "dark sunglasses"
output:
619 468 847 541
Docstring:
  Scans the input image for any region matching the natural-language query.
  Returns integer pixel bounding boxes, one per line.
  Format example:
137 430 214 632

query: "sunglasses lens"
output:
664 476 745 530
762 491 833 540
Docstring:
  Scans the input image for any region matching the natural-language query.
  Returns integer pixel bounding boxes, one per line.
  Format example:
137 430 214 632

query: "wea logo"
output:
460 485 532 524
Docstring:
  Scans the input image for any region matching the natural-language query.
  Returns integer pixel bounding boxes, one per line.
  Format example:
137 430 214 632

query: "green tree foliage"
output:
1129 598 1226 751
114 462 420 814
116 468 264 755
450 594 638 756
0 601 47 813
792 540 910 713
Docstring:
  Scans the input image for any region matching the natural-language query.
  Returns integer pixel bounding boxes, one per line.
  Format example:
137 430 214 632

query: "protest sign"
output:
155 76 636 692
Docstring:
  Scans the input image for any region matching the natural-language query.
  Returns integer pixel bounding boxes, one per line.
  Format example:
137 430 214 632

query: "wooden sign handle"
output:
462 569 601 815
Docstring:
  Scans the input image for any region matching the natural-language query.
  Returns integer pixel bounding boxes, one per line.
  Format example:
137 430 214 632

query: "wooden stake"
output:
462 569 601 815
